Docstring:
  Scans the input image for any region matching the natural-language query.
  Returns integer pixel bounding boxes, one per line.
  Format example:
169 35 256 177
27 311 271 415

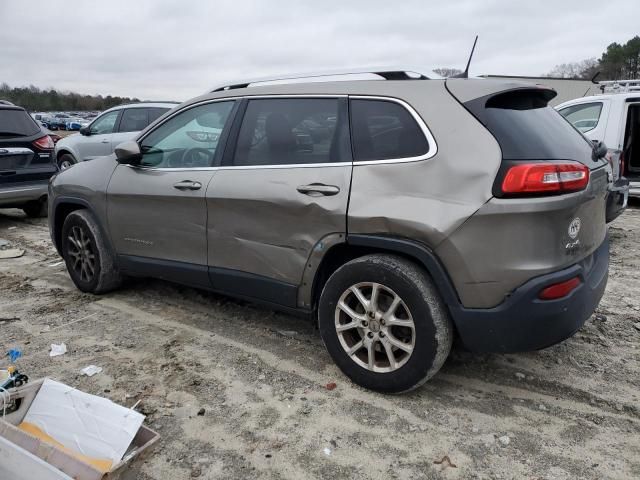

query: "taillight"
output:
539 276 581 300
619 151 625 177
33 135 54 150
501 161 589 196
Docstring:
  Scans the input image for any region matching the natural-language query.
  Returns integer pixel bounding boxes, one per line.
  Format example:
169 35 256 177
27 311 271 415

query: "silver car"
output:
48 69 611 392
53 102 177 169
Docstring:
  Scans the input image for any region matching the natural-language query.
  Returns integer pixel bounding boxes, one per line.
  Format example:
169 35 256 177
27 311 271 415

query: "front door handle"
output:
101 139 109 144
296 183 340 196
173 180 202 191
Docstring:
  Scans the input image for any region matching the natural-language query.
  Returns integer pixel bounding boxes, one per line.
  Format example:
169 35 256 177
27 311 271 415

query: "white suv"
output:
54 102 178 169
557 81 638 219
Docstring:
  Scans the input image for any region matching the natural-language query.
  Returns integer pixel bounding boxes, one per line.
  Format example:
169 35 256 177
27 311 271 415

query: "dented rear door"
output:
205 97 351 302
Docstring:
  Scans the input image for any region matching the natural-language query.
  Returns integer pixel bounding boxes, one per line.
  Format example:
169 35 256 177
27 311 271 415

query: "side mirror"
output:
79 126 90 136
114 140 142 164
592 140 608 161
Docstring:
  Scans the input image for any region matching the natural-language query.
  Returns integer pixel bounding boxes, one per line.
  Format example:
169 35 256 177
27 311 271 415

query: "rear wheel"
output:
58 153 76 170
61 210 122 293
318 254 453 393
22 199 47 218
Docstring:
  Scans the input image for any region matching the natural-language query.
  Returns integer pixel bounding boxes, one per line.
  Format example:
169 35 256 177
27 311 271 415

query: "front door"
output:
206 97 352 306
106 100 237 285
78 110 121 161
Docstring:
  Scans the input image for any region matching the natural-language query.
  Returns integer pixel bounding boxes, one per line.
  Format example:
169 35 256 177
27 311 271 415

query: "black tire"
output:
61 209 122 294
58 153 76 170
318 254 453 393
22 199 48 218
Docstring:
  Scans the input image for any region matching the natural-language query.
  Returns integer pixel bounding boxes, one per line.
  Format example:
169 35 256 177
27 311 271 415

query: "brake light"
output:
501 161 589 195
619 151 625 177
538 276 581 300
33 135 54 150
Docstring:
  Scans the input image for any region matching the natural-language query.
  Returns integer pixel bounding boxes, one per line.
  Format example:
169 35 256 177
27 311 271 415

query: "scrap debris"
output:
434 455 457 468
325 382 337 391
49 343 67 357
81 365 103 377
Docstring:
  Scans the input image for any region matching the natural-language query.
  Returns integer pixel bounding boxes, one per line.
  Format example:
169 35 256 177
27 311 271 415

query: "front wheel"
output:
318 254 453 393
61 210 122 294
58 153 76 170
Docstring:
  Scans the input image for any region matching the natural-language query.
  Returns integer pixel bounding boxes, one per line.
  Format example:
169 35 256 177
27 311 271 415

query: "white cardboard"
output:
22 378 144 464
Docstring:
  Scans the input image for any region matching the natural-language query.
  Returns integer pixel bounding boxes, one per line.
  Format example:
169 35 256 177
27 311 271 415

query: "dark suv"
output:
48 70 610 392
0 103 56 217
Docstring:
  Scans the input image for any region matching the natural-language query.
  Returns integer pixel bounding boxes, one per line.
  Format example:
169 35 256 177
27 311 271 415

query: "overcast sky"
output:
1 0 638 101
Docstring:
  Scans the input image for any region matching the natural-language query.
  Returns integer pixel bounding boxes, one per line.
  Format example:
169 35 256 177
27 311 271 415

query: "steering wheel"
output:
180 147 212 168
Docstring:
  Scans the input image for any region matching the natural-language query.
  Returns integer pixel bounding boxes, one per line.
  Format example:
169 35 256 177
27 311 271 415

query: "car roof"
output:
556 92 640 108
102 101 179 114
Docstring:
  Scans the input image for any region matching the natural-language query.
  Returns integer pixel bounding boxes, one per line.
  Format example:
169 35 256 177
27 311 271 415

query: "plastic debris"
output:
0 248 25 259
498 435 511 446
81 365 103 377
7 348 22 362
325 382 337 391
50 343 67 357
48 261 64 267
323 447 332 456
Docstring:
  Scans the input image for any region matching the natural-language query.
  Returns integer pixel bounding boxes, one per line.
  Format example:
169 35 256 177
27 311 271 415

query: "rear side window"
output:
148 107 168 124
465 89 593 160
231 98 349 166
350 99 428 161
119 108 149 133
558 102 603 133
0 108 40 136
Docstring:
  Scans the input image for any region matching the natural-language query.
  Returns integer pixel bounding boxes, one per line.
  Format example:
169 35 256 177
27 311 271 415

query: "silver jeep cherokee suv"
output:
48 70 610 393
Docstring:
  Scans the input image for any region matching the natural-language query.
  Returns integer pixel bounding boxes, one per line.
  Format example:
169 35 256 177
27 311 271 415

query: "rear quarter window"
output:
465 89 593 161
0 108 40 136
350 99 429 161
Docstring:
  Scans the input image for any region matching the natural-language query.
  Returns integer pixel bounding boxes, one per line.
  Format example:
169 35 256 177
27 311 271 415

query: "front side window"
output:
90 110 119 135
119 108 149 133
139 101 234 168
232 98 349 166
350 99 429 161
558 102 603 133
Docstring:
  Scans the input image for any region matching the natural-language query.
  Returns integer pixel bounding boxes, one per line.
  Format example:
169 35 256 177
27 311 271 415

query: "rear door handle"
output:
101 139 110 144
296 183 340 196
173 180 202 191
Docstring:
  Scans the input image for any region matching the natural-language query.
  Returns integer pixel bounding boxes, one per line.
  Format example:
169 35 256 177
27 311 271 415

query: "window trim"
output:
349 95 437 165
133 94 437 171
558 101 604 134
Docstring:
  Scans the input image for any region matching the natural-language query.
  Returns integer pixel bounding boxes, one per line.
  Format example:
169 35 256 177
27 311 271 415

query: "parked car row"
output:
32 111 98 131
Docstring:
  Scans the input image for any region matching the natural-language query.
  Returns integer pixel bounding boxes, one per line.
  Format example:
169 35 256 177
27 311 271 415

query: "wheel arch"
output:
51 197 100 256
308 234 462 319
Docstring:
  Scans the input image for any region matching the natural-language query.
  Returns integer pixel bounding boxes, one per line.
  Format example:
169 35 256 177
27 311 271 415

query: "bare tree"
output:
433 67 463 78
543 58 598 79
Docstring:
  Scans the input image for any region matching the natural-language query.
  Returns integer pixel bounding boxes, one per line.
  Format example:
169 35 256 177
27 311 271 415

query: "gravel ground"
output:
1 206 639 480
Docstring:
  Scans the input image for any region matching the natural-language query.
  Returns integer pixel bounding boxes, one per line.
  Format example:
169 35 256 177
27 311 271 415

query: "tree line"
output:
544 35 640 80
434 35 640 81
0 83 140 112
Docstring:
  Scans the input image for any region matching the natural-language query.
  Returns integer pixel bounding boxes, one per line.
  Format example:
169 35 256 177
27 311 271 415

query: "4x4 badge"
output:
568 217 581 239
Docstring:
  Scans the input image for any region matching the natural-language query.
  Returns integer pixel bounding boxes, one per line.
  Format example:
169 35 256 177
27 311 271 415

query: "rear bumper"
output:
453 233 609 353
629 180 640 198
606 178 629 223
0 181 49 207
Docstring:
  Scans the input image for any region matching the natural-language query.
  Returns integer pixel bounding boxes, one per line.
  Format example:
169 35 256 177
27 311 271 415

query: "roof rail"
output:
599 79 640 93
211 67 440 92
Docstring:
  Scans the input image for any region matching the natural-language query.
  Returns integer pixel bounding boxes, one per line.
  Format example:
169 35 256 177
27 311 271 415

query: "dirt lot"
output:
1 207 639 480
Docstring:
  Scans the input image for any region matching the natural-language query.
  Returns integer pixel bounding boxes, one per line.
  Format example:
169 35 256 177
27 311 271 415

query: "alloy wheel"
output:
67 225 96 282
334 282 415 373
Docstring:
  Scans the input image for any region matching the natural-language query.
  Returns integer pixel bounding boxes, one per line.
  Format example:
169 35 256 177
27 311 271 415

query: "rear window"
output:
148 107 168 124
0 108 40 136
465 89 593 161
350 99 428 161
